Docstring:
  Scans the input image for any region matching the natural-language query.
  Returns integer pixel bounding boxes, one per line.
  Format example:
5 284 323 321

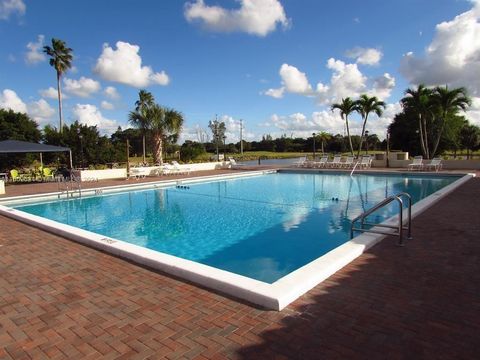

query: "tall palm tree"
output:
129 90 155 163
400 84 434 159
43 38 73 133
147 105 184 164
331 97 357 155
317 132 331 154
355 95 386 157
430 86 471 158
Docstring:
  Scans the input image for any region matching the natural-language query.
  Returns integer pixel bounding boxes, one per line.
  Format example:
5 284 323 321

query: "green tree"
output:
400 84 434 159
180 141 206 162
317 132 332 154
459 124 480 159
147 105 184 164
208 117 226 161
129 90 155 163
43 38 73 133
331 97 357 155
431 86 471 158
355 95 386 157
0 109 42 170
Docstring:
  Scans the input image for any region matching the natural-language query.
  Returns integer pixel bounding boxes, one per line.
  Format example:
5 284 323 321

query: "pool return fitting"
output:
350 192 412 246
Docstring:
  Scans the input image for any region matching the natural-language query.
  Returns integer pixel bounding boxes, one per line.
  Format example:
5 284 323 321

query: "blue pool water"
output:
15 172 459 283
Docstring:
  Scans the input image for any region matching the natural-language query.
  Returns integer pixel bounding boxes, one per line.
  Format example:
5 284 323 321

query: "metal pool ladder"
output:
350 192 412 246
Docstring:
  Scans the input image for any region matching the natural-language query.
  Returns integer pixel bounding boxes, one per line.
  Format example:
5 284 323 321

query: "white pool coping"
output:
0 171 475 310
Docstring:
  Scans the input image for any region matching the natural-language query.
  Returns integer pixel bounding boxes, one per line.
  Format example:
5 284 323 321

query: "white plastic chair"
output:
424 158 442 172
326 155 342 168
407 156 423 171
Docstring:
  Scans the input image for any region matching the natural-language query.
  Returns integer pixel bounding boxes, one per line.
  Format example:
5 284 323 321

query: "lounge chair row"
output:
129 161 191 179
407 156 442 171
295 155 372 169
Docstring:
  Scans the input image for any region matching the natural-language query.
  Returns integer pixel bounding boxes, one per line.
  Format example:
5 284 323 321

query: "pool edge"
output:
0 171 475 311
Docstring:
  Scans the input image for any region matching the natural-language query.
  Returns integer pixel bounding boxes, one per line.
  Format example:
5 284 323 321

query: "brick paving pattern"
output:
0 174 479 359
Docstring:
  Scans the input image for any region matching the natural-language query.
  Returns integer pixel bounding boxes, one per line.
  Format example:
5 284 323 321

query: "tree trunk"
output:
418 116 426 158
431 112 447 158
422 114 430 159
153 132 163 165
321 141 324 154
356 115 369 158
142 134 146 164
57 72 63 133
345 116 354 155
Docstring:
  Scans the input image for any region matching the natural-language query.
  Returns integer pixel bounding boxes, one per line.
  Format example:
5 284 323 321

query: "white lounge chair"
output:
358 155 372 169
313 156 328 168
342 156 355 168
407 156 423 171
292 156 307 167
172 161 190 174
424 158 442 172
326 155 342 168
229 157 246 168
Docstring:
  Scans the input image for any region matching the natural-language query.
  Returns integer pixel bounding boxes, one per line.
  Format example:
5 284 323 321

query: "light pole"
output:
77 128 84 169
312 133 316 160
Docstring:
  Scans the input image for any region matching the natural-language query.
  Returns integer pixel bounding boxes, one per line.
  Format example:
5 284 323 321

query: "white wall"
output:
75 162 226 181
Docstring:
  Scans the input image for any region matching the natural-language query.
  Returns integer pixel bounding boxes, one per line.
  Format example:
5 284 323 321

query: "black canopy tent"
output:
0 140 72 169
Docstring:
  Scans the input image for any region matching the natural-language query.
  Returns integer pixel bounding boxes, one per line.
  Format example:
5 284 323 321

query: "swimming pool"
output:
0 170 472 309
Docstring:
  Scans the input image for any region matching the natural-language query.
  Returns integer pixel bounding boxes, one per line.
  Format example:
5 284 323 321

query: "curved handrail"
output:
350 192 412 246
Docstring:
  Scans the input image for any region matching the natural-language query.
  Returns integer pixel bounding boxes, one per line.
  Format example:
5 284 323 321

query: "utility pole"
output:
240 119 243 155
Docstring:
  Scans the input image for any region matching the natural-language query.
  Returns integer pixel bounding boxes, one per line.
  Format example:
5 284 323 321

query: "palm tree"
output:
400 84 434 159
129 90 155 163
331 97 357 155
147 105 184 164
317 132 331 154
430 86 471 158
43 38 73 133
355 95 386 157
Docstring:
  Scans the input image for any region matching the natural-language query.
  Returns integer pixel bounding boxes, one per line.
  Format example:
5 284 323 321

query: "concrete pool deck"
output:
1 168 479 358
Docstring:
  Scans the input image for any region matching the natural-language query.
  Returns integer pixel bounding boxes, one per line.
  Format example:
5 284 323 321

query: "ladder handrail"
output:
350 192 412 246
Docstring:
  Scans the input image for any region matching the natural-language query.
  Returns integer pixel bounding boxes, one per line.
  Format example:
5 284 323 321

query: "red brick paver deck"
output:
1 175 479 359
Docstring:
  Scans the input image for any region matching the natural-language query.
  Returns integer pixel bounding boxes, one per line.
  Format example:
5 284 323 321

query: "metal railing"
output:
57 175 82 199
350 192 412 246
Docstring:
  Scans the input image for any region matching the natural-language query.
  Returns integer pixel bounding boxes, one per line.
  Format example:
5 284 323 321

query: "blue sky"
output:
1 0 479 142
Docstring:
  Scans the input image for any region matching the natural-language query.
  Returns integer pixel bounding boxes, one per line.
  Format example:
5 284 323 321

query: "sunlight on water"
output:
16 172 458 283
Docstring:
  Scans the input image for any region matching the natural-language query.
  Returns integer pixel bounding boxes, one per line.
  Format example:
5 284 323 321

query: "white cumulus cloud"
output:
72 104 118 133
104 86 120 99
28 99 55 125
316 58 368 104
0 0 25 20
264 87 285 98
25 35 46 64
264 63 313 98
400 1 480 96
184 0 289 37
345 47 383 65
94 41 170 88
39 86 62 99
63 77 101 98
100 101 114 110
0 89 27 113
369 73 396 100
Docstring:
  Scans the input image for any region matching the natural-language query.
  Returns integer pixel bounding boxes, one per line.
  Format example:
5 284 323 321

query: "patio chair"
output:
342 156 355 168
358 155 372 169
313 156 328 168
172 161 190 174
424 157 442 172
292 156 307 167
10 169 31 182
229 157 246 169
326 155 342 168
407 156 424 171
42 167 55 181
